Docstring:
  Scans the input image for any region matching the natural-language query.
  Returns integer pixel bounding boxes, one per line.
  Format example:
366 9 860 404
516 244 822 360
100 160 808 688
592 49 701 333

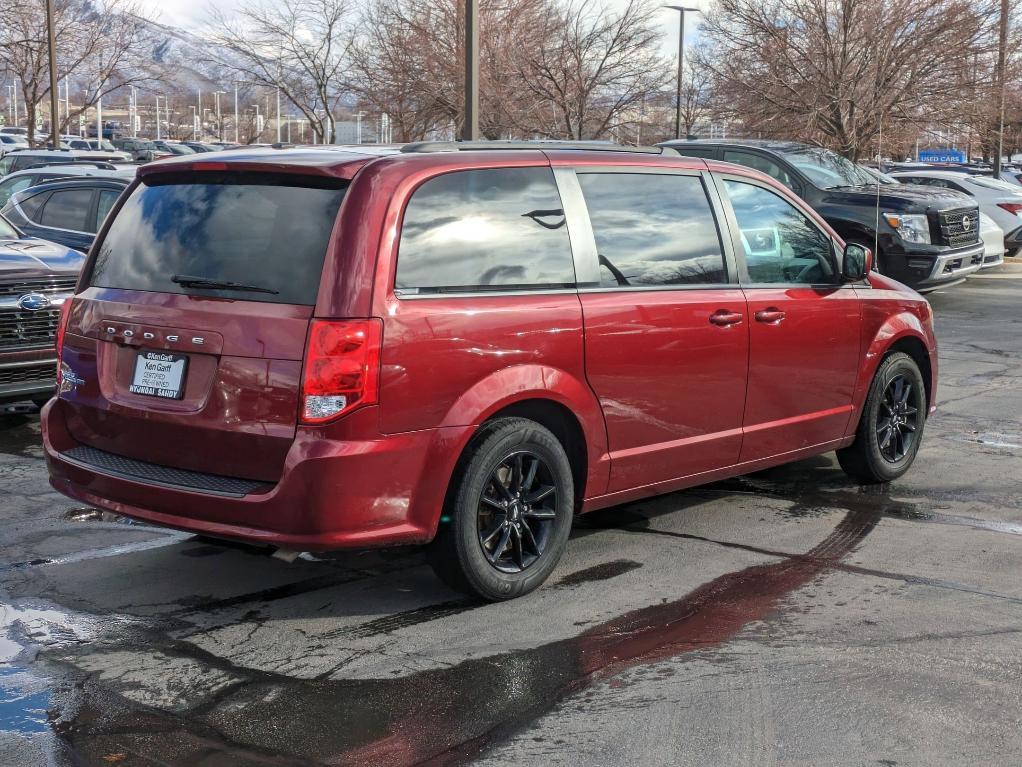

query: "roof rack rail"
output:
400 140 680 156
22 160 118 171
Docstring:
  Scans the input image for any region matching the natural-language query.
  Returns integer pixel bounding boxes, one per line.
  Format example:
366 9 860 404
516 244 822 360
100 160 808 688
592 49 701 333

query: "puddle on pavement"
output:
45 503 882 767
61 508 141 526
0 665 50 735
553 559 643 587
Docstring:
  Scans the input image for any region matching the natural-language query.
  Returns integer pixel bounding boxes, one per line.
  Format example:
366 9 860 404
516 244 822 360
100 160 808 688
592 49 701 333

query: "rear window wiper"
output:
171 274 279 295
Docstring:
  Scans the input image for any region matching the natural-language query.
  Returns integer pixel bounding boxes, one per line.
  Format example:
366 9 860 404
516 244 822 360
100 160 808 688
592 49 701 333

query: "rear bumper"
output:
42 399 472 550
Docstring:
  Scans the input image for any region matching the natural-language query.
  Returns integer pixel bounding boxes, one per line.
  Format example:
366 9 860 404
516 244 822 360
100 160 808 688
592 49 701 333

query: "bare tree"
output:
207 0 354 143
0 0 154 145
350 0 551 141
515 0 671 140
698 0 997 159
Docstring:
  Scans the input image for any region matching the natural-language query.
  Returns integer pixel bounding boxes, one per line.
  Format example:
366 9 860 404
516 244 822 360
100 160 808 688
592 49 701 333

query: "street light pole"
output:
993 0 1008 175
155 96 161 141
276 87 281 143
45 0 60 147
462 0 479 140
665 5 699 141
130 85 137 137
214 91 226 141
234 86 240 143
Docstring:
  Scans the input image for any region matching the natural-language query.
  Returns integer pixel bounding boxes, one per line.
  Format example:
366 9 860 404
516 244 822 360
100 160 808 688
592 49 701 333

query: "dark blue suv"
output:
0 177 128 253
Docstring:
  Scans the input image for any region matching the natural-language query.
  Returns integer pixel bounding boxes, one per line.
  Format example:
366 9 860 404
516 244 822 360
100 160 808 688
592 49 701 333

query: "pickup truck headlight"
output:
883 213 931 244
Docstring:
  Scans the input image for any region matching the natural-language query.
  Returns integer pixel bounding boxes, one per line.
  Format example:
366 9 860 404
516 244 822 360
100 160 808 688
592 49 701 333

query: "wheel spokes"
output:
526 485 555 504
487 525 512 564
477 450 558 573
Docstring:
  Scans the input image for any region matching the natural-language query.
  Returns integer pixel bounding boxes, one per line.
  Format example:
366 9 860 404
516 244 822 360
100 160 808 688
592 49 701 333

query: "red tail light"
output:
997 202 1022 216
55 298 74 386
300 319 383 424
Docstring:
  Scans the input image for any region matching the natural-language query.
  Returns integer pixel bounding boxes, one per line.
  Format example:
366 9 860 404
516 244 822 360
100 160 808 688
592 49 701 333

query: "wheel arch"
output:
847 314 936 437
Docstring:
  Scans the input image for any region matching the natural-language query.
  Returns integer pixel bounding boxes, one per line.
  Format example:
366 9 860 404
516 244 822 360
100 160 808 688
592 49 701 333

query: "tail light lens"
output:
300 319 382 424
55 298 74 386
997 202 1022 217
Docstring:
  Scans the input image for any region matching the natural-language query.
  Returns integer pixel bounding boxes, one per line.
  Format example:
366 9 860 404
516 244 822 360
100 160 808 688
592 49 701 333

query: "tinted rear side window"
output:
577 173 727 287
90 172 346 305
40 188 93 231
396 167 575 293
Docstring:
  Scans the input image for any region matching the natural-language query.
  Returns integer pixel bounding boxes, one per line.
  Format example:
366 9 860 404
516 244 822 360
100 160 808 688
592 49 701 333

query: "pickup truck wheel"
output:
428 417 574 601
838 352 926 483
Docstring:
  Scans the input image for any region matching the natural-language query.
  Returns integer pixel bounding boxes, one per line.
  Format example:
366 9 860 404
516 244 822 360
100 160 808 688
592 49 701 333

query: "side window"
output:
722 150 795 190
38 189 94 231
94 189 120 233
724 180 836 285
0 176 34 206
16 191 49 223
577 172 727 287
674 146 715 159
396 167 575 293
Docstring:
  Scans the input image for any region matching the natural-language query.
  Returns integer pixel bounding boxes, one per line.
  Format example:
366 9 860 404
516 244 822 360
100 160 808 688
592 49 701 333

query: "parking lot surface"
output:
2 266 1022 766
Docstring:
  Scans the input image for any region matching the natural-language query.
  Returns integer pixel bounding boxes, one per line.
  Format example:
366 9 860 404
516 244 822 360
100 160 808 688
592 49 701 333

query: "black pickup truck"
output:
662 139 983 291
0 215 83 407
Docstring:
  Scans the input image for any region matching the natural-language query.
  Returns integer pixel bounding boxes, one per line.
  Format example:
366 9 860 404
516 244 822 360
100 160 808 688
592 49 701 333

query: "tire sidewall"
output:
862 354 926 481
452 421 574 600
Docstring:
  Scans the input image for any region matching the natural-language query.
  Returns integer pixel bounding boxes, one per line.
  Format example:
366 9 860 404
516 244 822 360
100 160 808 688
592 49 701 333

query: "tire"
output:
428 417 574 601
837 352 926 483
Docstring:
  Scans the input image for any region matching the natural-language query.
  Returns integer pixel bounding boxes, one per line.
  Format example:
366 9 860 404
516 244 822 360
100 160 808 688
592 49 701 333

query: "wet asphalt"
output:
2 266 1022 766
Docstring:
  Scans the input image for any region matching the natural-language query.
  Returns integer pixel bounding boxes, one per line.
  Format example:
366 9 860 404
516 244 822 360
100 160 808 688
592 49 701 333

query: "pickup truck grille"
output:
936 208 981 248
0 363 56 385
0 276 77 297
0 307 61 350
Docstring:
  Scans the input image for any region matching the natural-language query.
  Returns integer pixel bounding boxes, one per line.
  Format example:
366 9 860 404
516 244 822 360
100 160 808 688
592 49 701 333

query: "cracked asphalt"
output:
2 264 1022 766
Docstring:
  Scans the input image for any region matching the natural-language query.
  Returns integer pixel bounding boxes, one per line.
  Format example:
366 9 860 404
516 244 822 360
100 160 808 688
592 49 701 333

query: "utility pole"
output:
462 0 479 140
665 6 699 141
96 97 102 143
994 0 1009 175
45 0 60 147
131 86 138 137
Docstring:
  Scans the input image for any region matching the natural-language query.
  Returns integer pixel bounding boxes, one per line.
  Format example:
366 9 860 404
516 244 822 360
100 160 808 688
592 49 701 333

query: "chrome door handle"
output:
709 309 744 327
755 308 786 324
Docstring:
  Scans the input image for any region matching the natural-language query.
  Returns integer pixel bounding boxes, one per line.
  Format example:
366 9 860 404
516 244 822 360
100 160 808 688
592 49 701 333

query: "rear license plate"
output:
129 351 188 400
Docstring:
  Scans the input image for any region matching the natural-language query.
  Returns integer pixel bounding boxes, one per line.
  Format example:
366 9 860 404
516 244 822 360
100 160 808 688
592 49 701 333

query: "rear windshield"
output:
89 172 347 305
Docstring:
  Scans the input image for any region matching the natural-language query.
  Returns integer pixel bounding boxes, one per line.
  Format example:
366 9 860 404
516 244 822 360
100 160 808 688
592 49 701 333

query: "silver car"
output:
890 170 1022 256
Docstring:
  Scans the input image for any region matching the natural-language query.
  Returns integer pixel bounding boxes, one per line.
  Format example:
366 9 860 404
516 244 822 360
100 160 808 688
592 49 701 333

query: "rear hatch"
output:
60 169 348 483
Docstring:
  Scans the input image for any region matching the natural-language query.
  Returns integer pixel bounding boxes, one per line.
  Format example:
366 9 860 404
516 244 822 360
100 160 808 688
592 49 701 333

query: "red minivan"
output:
42 143 937 600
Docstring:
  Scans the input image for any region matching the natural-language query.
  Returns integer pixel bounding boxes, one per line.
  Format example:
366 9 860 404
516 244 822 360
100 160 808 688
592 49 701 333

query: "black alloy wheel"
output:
876 375 920 462
428 417 574 601
837 351 927 483
477 450 557 573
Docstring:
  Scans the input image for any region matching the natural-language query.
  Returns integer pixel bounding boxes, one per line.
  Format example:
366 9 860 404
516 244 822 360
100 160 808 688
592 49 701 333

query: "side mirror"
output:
842 243 871 281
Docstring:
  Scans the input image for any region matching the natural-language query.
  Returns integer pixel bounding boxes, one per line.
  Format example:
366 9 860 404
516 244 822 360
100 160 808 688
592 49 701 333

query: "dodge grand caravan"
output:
43 143 937 600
